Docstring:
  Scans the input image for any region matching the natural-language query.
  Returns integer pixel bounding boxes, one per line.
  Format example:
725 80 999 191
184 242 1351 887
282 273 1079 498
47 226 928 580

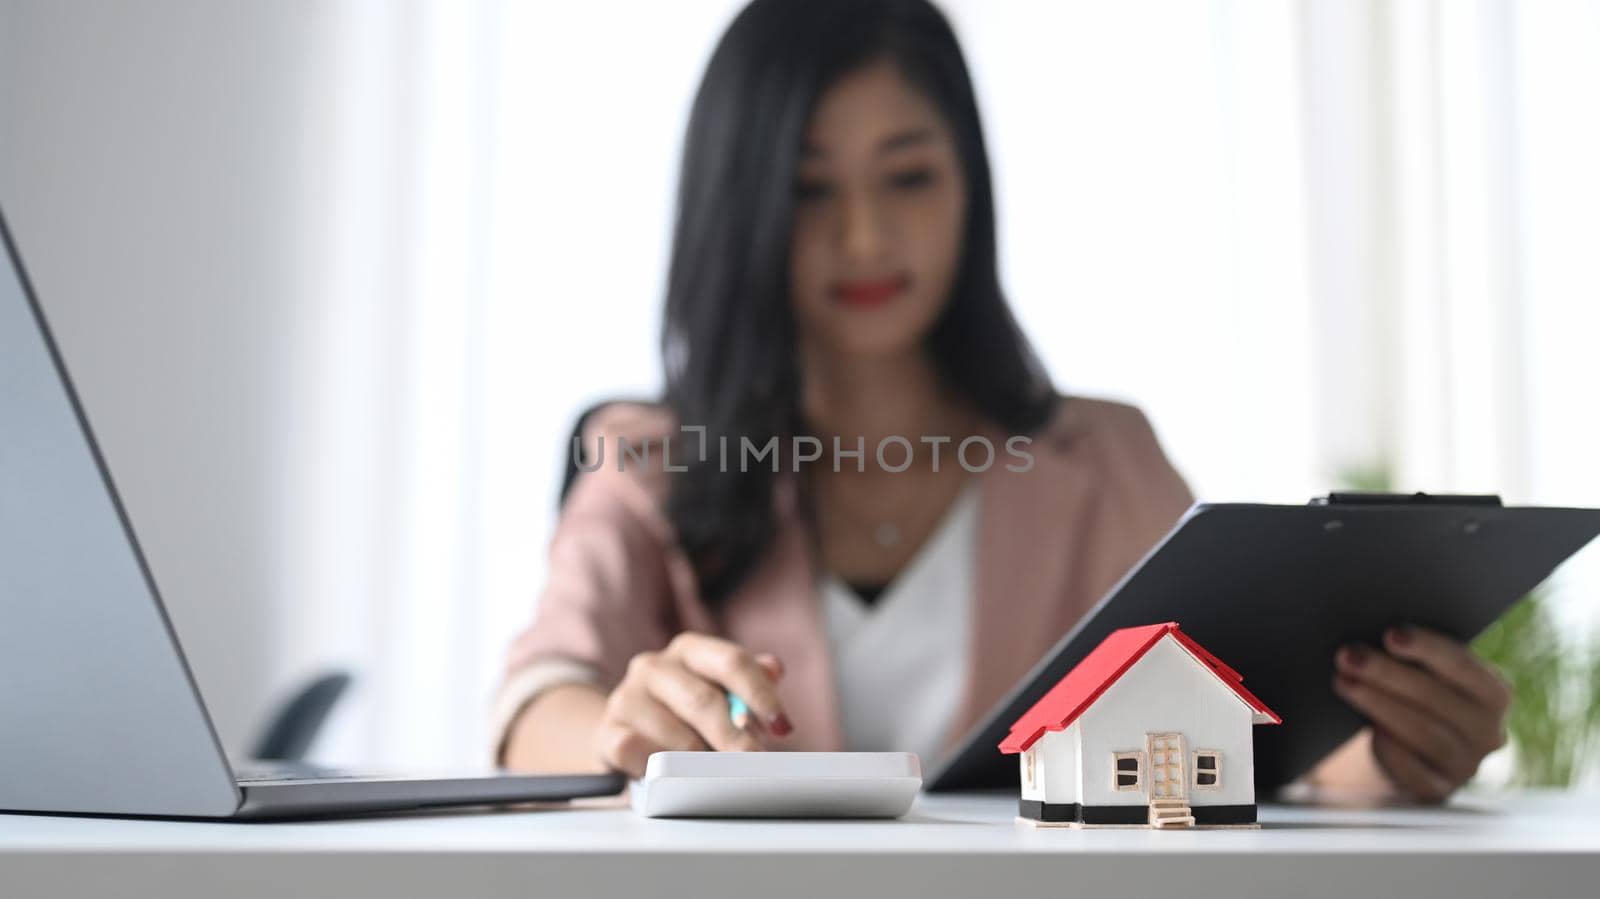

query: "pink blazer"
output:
498 395 1195 755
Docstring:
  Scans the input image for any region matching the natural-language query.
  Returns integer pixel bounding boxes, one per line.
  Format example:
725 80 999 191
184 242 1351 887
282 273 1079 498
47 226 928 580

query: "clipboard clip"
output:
1312 491 1503 507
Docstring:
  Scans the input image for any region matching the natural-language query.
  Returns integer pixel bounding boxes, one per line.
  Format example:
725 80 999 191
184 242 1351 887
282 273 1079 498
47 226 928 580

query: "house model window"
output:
1113 752 1142 791
1025 749 1036 787
1193 751 1220 789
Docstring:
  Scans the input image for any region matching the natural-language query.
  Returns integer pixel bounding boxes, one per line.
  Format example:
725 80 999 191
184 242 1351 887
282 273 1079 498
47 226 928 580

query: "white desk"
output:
3 791 1596 898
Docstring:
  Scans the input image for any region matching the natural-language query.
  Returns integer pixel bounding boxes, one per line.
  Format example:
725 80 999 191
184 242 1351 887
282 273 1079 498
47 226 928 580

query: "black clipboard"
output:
926 493 1600 792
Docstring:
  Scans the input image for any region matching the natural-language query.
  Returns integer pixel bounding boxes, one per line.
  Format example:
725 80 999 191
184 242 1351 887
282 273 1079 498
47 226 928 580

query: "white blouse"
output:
820 482 977 764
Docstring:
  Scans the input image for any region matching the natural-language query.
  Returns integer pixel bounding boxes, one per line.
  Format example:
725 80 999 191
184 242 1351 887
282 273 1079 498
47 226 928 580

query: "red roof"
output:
998 622 1281 754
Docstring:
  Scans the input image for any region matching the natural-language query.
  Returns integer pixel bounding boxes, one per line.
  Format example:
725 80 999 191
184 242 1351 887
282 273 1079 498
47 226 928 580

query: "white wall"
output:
0 1 338 753
944 0 1319 503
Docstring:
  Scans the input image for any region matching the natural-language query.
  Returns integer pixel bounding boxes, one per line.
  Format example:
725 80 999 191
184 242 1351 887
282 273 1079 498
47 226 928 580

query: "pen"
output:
727 691 751 730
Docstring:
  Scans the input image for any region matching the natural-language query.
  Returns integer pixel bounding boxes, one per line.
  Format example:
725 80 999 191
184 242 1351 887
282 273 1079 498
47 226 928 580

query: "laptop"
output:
0 205 624 818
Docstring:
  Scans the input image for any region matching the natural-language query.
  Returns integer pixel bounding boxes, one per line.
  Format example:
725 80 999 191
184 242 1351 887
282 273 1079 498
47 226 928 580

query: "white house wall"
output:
1076 635 1257 808
1031 722 1080 804
1020 747 1043 801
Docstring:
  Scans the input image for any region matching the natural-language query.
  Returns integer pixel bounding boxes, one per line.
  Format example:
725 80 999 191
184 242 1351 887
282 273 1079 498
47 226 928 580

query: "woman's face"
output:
789 59 968 361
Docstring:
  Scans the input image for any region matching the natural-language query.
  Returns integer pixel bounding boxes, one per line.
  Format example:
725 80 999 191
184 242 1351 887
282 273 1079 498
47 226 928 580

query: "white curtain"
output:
1300 0 1600 633
276 0 505 767
279 0 1599 769
286 0 742 767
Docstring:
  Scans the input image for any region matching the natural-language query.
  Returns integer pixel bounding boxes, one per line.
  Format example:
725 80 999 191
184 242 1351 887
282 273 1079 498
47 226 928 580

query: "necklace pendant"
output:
873 522 901 549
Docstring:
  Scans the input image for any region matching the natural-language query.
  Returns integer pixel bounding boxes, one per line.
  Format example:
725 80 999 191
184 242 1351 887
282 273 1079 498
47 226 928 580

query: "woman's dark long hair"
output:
663 0 1055 605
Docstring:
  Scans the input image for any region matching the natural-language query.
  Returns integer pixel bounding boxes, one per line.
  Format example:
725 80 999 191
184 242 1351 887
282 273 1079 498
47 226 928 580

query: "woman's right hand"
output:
595 632 793 778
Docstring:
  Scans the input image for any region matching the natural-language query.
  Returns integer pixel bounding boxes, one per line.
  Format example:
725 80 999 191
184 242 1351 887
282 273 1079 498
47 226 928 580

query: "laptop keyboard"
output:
233 762 369 783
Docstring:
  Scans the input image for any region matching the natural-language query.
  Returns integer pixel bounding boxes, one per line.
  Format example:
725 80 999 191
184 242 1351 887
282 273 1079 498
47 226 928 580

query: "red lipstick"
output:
831 275 909 308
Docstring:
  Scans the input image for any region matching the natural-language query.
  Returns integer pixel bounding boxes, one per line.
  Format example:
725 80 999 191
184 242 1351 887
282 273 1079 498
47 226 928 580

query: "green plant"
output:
1470 590 1600 786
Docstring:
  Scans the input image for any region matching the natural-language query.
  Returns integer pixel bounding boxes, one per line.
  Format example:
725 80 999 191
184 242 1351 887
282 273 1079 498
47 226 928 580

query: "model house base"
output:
1016 799 1260 828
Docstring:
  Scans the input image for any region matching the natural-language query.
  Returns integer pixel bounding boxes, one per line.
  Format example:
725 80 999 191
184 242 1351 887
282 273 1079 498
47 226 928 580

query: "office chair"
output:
251 671 353 762
559 398 653 508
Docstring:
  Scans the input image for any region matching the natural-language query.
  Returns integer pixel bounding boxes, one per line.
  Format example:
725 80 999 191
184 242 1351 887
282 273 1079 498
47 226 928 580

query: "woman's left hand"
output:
1332 625 1511 802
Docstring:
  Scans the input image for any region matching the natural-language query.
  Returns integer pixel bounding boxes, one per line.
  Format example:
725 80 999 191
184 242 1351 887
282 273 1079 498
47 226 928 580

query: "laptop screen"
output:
0 208 240 817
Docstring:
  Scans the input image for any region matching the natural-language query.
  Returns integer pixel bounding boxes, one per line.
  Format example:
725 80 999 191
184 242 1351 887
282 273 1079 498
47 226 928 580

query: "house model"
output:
999 621 1281 829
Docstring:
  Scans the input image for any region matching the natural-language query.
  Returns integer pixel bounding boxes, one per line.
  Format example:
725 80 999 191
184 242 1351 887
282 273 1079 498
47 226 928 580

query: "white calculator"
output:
630 751 922 818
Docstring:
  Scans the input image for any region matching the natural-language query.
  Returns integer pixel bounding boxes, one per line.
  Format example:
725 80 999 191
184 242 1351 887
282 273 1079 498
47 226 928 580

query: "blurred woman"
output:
492 0 1508 802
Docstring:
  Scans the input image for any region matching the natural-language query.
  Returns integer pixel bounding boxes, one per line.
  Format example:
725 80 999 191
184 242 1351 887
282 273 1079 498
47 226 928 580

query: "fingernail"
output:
768 713 793 737
1388 626 1413 647
1341 645 1368 669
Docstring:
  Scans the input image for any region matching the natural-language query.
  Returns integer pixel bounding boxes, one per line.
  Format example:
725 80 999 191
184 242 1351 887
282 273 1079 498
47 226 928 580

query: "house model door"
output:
1146 733 1187 800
